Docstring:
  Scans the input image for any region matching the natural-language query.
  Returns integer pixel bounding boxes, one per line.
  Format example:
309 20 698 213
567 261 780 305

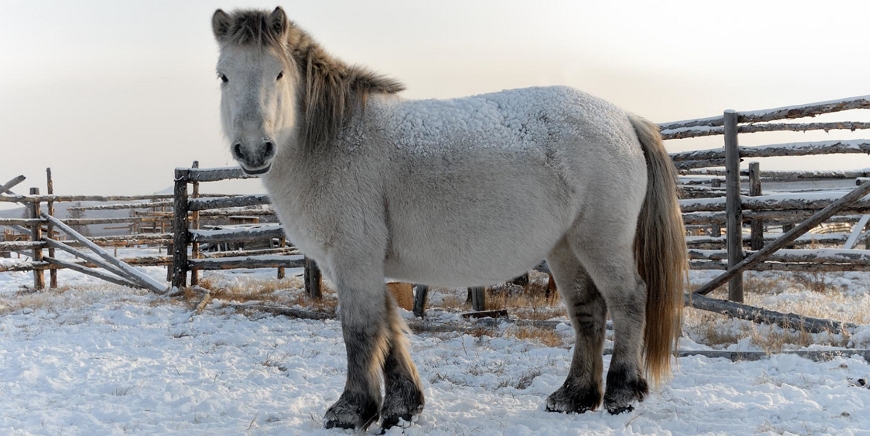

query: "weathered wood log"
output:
171 170 190 289
679 186 729 199
690 259 870 272
28 188 45 290
659 116 724 131
0 175 26 195
663 95 870 132
188 255 304 270
749 162 764 250
470 286 486 311
675 159 726 170
693 180 870 296
686 293 857 334
0 260 49 272
663 122 870 140
42 238 150 288
0 241 46 251
461 309 508 319
844 215 870 249
200 247 298 259
0 218 44 226
68 200 174 211
43 214 167 294
689 248 870 264
62 217 168 225
221 303 337 320
681 191 870 213
44 257 140 289
413 284 429 318
140 208 276 219
738 94 870 123
190 161 202 287
724 111 743 302
0 194 175 203
189 225 285 244
304 257 322 299
669 349 870 363
46 168 57 289
684 209 870 225
672 140 870 163
79 235 174 247
185 166 256 182
686 168 870 180
188 195 271 211
687 233 857 249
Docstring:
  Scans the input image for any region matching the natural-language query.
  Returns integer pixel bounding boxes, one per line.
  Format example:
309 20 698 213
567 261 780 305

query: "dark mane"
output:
214 8 405 149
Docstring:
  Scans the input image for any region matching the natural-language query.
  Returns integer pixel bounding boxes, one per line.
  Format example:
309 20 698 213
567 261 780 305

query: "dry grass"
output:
792 272 830 294
189 274 338 313
682 309 821 352
504 325 564 347
683 271 870 350
0 283 143 316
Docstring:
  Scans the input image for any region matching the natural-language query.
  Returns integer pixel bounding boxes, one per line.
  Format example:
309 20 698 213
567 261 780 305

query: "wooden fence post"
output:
412 284 429 318
28 187 45 290
171 169 190 289
470 286 486 311
190 161 201 286
749 162 764 251
724 110 744 302
304 256 322 299
46 168 57 289
277 236 286 279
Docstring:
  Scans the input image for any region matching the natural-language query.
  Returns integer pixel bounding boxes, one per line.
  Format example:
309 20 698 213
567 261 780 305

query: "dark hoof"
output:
545 381 602 414
603 367 648 415
323 392 380 431
381 378 424 430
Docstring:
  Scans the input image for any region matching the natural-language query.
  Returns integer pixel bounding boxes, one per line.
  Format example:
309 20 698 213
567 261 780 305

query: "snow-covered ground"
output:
2 253 870 435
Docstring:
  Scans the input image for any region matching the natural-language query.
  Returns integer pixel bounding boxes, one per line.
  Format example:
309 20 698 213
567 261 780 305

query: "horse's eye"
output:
276 71 283 81
220 74 228 84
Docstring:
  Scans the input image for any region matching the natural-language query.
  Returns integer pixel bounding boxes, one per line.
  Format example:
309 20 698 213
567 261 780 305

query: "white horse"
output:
212 7 688 431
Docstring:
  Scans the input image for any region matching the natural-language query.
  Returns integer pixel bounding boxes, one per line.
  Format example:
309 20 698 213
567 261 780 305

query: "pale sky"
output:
2 0 870 208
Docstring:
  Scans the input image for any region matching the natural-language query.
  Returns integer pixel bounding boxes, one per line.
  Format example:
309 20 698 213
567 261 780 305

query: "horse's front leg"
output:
323 261 390 431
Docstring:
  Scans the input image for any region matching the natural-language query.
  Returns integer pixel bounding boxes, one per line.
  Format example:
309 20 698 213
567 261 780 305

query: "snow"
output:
380 86 623 155
2 257 870 434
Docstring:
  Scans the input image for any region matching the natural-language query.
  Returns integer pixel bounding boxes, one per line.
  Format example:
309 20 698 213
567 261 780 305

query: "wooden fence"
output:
0 170 174 292
4 95 870 332
658 94 870 333
168 165 312 294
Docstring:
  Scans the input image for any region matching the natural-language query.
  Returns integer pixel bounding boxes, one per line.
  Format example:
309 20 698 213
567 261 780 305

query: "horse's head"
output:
212 7 297 175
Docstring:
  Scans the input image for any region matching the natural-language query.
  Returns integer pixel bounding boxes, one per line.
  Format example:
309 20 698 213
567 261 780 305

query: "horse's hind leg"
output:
381 291 425 429
545 239 607 413
570 235 649 414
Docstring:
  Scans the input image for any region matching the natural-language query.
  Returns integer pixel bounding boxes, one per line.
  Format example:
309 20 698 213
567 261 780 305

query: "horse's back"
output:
370 86 648 286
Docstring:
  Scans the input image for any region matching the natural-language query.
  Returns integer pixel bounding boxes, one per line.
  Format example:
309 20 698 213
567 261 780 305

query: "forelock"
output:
218 9 287 55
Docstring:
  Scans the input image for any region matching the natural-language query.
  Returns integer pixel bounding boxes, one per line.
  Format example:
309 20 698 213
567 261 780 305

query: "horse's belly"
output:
382 194 571 286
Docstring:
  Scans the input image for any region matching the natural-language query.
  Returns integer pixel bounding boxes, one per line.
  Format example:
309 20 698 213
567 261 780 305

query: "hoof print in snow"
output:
848 377 869 389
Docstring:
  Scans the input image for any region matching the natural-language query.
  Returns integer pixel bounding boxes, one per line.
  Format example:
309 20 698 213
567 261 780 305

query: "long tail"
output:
629 114 689 386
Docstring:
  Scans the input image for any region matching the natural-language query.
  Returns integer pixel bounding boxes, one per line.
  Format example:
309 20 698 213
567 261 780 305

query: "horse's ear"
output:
267 7 288 36
212 9 232 41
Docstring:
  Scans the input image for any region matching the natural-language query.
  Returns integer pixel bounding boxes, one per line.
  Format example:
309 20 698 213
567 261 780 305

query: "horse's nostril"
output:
232 143 243 158
264 141 275 157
